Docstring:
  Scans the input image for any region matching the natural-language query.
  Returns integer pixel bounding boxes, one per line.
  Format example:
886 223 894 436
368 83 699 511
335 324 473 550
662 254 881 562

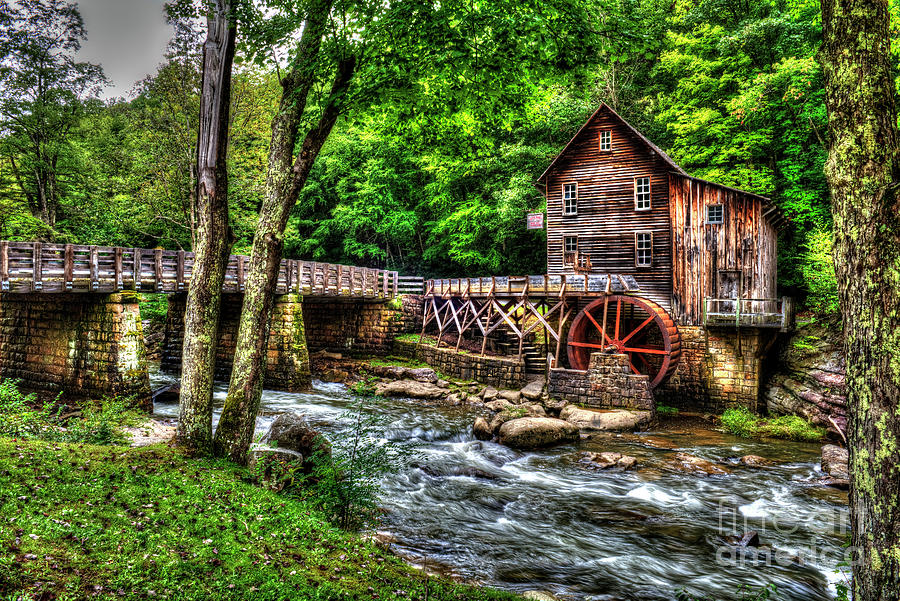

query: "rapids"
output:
151 371 848 601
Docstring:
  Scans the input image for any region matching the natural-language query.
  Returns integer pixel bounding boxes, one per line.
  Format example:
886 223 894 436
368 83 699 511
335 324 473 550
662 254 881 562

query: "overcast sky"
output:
75 0 173 99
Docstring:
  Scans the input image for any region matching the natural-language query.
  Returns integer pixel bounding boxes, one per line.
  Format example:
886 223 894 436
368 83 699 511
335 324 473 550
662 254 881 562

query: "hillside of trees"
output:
0 0 861 318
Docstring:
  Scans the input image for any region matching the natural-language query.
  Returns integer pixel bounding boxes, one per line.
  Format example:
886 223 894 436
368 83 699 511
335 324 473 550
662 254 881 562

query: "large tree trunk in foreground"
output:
820 0 900 597
214 0 356 462
177 0 236 455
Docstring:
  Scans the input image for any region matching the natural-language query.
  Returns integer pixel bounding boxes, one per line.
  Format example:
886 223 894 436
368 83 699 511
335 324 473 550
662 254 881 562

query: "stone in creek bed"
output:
375 379 447 399
498 417 579 450
263 411 331 459
560 405 652 431
498 389 522 403
578 451 638 471
821 444 849 480
739 454 774 467
473 417 493 441
520 380 545 401
369 365 439 383
523 592 560 601
666 452 731 477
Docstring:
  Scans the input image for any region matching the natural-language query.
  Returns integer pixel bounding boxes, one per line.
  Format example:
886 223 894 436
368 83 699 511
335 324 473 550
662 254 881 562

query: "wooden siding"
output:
543 108 674 310
669 175 778 325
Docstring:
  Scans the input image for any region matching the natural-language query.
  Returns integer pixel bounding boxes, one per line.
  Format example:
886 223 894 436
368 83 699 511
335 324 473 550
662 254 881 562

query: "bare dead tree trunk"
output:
176 0 236 455
213 0 357 462
820 0 900 597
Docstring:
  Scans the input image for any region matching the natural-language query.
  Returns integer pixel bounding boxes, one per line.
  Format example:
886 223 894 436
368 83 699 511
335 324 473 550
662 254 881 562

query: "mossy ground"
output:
0 438 519 601
720 407 826 442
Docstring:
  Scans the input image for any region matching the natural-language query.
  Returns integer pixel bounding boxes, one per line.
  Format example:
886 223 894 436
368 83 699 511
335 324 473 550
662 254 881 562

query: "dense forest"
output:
1 0 881 317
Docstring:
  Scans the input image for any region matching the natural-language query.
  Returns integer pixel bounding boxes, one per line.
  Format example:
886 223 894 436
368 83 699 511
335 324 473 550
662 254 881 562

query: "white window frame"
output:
599 130 612 152
635 232 653 267
634 176 652 211
562 183 578 215
563 236 578 263
707 204 724 224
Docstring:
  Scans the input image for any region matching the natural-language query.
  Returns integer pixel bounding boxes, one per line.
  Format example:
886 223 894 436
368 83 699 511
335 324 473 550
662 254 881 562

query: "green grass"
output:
721 407 825 442
0 438 519 601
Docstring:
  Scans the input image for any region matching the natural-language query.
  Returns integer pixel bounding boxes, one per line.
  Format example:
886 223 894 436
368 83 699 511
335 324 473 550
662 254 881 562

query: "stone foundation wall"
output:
0 292 151 408
303 295 423 354
656 326 764 412
162 293 310 391
393 340 527 389
549 353 653 410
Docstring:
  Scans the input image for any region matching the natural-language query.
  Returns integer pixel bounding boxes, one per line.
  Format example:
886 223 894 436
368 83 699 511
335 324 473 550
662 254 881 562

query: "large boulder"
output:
498 417 579 449
370 365 438 383
520 380 545 401
263 411 331 459
485 399 515 412
247 445 306 492
498 390 522 403
489 404 546 434
473 417 493 441
375 379 447 400
560 405 652 431
821 444 849 480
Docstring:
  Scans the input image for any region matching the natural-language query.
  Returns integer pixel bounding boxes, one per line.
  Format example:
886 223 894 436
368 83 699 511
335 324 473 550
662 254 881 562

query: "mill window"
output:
563 236 578 265
599 130 612 151
563 183 578 215
707 204 724 224
635 232 652 267
634 177 652 211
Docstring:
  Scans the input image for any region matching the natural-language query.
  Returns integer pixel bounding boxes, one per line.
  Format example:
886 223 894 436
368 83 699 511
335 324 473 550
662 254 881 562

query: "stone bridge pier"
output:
0 292 152 409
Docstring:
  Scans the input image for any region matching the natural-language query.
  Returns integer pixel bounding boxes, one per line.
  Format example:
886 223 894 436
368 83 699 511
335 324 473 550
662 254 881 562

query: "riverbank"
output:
0 437 519 601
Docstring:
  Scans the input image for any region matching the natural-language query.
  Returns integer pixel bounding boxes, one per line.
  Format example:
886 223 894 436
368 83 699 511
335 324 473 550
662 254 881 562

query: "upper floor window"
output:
635 232 652 267
707 204 724 224
634 176 652 211
599 130 612 151
563 183 578 215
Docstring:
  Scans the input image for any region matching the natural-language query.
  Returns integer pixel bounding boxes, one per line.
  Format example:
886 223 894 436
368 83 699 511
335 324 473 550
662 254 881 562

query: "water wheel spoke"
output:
584 309 613 345
623 346 669 356
614 298 622 340
569 341 606 349
620 315 656 345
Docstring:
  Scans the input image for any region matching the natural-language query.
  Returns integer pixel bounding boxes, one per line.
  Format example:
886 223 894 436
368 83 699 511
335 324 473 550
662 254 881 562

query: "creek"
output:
150 369 848 601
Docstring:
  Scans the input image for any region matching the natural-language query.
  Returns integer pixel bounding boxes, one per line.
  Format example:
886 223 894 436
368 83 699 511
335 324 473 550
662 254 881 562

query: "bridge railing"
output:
0 241 401 299
425 273 642 297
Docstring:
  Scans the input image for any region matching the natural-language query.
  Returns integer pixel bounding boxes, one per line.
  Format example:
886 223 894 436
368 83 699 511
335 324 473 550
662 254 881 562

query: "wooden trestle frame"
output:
418 274 637 368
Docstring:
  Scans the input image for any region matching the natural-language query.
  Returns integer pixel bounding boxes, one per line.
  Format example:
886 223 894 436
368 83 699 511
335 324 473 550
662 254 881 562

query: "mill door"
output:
718 270 742 313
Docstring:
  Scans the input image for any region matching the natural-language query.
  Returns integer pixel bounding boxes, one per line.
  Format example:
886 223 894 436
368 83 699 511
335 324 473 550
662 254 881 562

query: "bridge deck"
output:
0 241 399 298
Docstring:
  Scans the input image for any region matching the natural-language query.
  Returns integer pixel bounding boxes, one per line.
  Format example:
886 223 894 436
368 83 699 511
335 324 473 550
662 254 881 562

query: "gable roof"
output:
536 102 688 183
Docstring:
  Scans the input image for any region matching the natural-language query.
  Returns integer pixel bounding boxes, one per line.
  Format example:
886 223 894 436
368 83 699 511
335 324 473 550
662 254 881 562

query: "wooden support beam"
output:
64 244 74 291
154 249 163 291
32 241 42 292
176 250 185 292
134 248 142 290
1 241 8 292
89 245 98 291
114 247 123 291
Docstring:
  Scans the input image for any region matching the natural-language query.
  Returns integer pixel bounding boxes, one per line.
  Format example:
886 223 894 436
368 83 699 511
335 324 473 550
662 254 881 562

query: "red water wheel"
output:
566 295 681 388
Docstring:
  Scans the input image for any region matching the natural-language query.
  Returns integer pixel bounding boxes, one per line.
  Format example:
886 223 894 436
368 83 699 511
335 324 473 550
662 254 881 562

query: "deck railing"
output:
0 241 401 299
425 273 642 297
703 296 795 330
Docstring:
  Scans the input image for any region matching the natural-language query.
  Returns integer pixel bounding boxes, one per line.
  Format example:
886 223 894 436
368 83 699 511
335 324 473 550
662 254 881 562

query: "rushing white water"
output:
151 371 849 601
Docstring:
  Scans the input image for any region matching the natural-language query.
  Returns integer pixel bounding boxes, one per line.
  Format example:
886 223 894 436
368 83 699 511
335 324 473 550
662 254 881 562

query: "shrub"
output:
721 406 825 442
799 227 839 318
656 404 679 417
64 398 141 445
139 293 168 326
0 379 56 439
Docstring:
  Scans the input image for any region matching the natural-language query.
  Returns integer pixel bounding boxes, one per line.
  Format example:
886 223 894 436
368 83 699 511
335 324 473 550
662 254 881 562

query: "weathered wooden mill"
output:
421 103 793 411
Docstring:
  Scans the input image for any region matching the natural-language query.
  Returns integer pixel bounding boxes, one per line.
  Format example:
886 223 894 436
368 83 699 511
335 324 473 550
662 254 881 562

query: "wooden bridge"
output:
0 241 402 298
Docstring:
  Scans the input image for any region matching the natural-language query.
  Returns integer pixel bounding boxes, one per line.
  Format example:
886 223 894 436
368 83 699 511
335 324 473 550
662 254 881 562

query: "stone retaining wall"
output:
303 295 423 354
162 293 310 391
549 353 653 410
0 292 151 408
393 340 527 389
656 325 765 412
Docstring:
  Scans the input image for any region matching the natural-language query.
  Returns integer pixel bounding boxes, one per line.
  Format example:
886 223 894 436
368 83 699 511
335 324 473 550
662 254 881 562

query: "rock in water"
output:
481 386 499 401
524 592 560 601
370 365 439 383
375 379 447 399
560 405 652 431
821 444 850 480
579 451 638 470
484 399 515 412
668 452 730 477
498 389 522 403
473 417 493 441
263 411 331 459
498 417 579 449
739 454 773 467
520 380 545 401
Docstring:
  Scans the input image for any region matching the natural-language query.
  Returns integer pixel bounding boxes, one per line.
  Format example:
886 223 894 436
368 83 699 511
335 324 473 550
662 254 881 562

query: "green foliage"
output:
0 379 138 444
676 583 778 601
721 406 825 442
139 293 169 327
299 397 413 531
0 437 517 600
798 227 840 317
656 404 680 417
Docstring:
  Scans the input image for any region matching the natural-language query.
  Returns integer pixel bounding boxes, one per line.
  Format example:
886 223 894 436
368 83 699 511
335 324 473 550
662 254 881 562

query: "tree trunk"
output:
176 0 236 455
820 0 900 597
213 2 354 462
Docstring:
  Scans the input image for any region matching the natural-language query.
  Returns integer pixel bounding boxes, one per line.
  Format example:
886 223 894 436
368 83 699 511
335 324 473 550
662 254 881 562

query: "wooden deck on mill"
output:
0 241 400 299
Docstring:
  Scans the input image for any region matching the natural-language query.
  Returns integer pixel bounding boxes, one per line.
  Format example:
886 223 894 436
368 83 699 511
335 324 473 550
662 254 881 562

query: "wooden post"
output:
176 250 185 291
32 241 42 292
0 241 8 292
237 255 245 292
89 246 98 291
134 248 142 290
154 249 163 291
64 244 74 291
114 247 123 291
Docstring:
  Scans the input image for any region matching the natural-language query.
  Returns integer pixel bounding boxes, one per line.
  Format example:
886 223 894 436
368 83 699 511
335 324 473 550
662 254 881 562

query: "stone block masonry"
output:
303 295 423 354
393 340 527 389
655 325 765 412
163 293 311 391
0 292 151 408
549 353 653 411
